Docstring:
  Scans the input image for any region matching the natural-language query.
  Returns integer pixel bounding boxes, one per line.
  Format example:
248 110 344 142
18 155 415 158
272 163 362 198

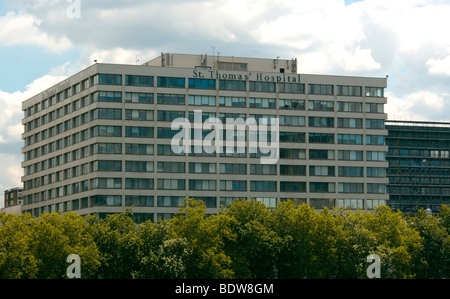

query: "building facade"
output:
3 187 23 208
386 120 450 214
21 53 388 221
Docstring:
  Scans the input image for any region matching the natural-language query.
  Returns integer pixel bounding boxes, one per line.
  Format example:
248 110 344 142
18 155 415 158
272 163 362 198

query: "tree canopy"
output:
0 200 448 279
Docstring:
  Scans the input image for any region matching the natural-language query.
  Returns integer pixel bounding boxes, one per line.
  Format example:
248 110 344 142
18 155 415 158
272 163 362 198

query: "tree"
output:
168 198 233 279
366 206 424 279
221 199 280 278
409 208 450 278
0 213 38 278
90 210 141 279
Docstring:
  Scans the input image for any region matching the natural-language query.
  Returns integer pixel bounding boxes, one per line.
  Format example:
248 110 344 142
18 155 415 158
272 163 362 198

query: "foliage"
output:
0 201 448 279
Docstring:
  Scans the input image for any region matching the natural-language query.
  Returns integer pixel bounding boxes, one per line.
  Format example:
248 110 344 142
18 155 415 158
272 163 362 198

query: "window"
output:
125 75 153 86
91 126 122 137
308 84 333 95
125 126 154 138
280 165 306 176
367 167 386 177
310 198 335 209
366 135 385 145
157 144 181 156
309 166 335 176
126 178 154 189
338 150 363 161
337 85 362 96
366 119 385 129
280 148 306 159
338 166 364 177
250 164 277 175
367 183 386 194
309 117 334 127
338 183 363 193
157 161 185 173
280 182 306 192
337 118 362 128
367 199 386 210
96 74 122 85
365 87 384 97
189 78 216 89
309 149 335 160
157 110 185 122
157 93 185 105
220 180 247 191
125 92 154 104
91 178 122 189
157 179 185 190
90 91 122 103
125 161 154 172
219 96 246 107
337 199 364 210
92 108 122 120
220 163 247 174
189 162 216 174
188 95 216 106
279 116 305 126
309 133 334 144
125 109 154 121
249 98 276 108
366 151 386 161
219 80 246 91
279 83 305 94
256 197 277 208
337 134 363 145
126 196 154 207
189 180 216 190
125 144 154 155
91 195 122 207
157 77 185 88
157 196 183 207
365 103 384 113
308 100 334 111
310 182 335 193
338 102 362 112
93 160 122 172
250 181 277 192
249 81 275 92
157 127 179 139
280 132 306 143
279 99 305 110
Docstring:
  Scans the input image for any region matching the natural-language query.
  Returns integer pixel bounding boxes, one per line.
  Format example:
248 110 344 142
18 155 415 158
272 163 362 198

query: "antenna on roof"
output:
136 54 140 65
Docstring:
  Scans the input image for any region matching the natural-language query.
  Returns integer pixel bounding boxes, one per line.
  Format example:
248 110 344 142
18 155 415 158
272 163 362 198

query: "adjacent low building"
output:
21 53 389 221
1 187 24 215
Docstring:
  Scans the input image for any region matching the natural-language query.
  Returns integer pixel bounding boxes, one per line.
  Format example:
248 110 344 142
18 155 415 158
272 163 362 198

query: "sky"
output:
1 0 450 207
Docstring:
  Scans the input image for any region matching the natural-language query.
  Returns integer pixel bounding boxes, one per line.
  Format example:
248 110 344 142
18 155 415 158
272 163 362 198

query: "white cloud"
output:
0 11 72 53
88 47 159 65
386 90 450 122
426 54 450 76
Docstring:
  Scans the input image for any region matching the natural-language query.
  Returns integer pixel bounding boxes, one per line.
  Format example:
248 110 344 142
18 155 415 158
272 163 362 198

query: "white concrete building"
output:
21 53 388 221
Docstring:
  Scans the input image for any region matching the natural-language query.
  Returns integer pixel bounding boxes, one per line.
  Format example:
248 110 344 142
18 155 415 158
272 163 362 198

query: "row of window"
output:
24 158 387 179
24 122 386 150
387 149 450 158
24 138 386 166
25 72 385 118
24 178 387 207
24 93 385 134
22 196 387 220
